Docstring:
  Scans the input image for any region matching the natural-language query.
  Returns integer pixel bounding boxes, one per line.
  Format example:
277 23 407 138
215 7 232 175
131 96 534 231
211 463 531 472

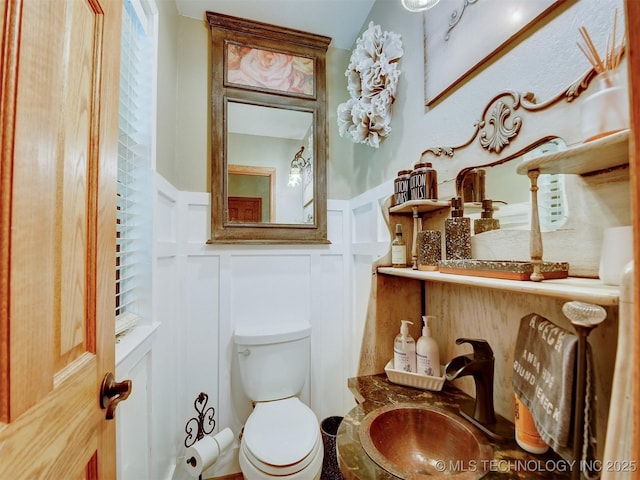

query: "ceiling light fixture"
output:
401 0 440 12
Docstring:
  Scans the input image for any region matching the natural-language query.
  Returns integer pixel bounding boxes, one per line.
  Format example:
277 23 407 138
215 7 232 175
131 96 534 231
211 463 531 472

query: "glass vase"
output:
581 70 629 142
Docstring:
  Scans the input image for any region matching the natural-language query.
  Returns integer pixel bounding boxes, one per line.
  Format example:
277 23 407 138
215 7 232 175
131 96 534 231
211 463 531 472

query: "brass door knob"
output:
100 372 132 420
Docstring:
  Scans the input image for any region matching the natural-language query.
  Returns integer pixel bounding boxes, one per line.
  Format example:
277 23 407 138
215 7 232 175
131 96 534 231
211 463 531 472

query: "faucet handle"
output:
455 338 494 360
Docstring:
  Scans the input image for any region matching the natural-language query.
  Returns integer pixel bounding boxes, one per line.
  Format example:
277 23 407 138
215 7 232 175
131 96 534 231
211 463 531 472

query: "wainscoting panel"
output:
156 178 178 244
152 258 183 477
117 353 151 480
348 181 393 375
180 254 221 434
154 175 353 478
152 175 183 479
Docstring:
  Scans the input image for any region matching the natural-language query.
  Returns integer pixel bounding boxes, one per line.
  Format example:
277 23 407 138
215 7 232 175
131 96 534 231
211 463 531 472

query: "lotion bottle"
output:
416 316 440 377
394 320 416 373
391 224 407 268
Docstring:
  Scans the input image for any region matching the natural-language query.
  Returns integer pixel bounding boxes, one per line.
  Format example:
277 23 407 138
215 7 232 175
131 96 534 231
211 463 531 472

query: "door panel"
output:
229 196 263 222
0 0 121 478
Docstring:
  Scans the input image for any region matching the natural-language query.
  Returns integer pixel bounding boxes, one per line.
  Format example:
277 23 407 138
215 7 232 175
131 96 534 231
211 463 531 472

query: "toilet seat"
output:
244 397 319 465
241 397 322 478
241 433 321 476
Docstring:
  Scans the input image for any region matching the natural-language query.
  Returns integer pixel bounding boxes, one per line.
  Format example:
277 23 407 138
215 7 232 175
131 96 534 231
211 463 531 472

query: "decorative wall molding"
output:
421 67 596 161
444 0 479 42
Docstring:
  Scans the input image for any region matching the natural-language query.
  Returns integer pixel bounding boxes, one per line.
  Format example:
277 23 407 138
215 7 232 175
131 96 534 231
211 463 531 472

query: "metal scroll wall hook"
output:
100 372 132 420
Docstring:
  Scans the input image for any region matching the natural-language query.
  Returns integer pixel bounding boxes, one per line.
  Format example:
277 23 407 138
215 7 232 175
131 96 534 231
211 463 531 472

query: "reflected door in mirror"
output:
229 196 262 222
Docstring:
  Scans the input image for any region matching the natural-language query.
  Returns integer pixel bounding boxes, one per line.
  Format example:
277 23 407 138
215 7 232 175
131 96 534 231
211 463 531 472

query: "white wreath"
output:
337 22 404 149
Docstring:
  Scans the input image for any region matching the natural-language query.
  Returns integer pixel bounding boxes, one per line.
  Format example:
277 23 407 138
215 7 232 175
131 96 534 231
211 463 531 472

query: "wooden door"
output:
626 1 640 474
0 0 122 478
229 196 263 222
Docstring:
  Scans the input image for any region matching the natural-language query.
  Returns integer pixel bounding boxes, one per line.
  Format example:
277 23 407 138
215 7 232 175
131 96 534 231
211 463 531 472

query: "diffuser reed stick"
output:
577 8 625 87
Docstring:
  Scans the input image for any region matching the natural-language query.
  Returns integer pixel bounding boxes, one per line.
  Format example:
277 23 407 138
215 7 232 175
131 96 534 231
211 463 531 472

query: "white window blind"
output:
116 0 154 335
538 173 567 232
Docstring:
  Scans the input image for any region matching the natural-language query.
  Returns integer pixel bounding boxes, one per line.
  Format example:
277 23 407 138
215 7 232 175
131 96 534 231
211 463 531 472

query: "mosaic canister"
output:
417 230 442 271
445 197 471 260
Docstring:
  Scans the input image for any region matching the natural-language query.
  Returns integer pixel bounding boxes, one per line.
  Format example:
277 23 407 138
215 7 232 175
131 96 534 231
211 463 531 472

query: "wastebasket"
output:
320 416 344 480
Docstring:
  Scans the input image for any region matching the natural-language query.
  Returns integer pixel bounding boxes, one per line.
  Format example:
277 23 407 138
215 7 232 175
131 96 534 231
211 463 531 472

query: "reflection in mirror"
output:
462 138 568 233
228 165 275 222
227 101 314 225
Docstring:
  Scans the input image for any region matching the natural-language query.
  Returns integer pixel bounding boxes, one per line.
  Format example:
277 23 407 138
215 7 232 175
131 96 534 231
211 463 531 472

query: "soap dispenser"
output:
416 316 440 377
445 196 471 259
473 199 500 235
394 320 416 373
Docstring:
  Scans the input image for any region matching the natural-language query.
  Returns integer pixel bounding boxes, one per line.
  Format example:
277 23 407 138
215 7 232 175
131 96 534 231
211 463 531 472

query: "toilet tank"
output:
234 322 311 402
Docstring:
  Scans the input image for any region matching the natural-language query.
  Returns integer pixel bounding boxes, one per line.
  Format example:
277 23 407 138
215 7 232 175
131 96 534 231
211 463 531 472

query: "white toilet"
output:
234 321 323 480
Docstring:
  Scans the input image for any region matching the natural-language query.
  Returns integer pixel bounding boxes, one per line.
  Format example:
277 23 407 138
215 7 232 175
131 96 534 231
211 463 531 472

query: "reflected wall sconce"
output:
288 146 308 187
401 0 440 12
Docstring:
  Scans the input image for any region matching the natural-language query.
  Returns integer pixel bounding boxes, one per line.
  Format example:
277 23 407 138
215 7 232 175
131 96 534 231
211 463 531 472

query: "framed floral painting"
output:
226 43 315 98
424 0 563 106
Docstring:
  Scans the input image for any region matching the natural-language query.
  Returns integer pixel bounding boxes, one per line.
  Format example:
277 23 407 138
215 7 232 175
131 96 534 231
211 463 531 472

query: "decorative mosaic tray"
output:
439 260 569 281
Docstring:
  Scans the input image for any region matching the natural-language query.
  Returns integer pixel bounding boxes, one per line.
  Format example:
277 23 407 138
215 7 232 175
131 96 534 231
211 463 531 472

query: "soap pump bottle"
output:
445 196 471 259
416 316 440 377
394 320 416 373
473 199 501 235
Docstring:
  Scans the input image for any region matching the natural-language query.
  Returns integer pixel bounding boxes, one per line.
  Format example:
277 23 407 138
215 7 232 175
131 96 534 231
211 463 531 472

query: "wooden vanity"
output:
355 133 629 472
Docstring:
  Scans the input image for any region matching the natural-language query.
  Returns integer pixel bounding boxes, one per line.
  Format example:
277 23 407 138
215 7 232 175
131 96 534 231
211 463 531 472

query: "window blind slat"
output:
116 0 154 326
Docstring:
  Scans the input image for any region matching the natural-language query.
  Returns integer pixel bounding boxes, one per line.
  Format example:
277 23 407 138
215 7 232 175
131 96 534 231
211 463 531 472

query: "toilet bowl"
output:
239 398 323 479
234 322 323 480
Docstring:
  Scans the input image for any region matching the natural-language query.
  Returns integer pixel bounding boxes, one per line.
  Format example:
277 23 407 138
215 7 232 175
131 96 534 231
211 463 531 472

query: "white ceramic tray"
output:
384 360 446 391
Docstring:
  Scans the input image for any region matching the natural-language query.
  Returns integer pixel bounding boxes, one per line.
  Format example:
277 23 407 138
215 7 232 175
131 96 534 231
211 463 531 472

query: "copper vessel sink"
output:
359 404 493 479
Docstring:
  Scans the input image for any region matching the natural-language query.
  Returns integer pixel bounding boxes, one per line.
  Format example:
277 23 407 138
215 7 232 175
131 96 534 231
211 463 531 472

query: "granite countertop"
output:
336 374 572 480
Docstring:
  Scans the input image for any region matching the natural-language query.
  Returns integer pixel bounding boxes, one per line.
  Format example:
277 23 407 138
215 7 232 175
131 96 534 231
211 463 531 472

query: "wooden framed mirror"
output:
206 12 331 244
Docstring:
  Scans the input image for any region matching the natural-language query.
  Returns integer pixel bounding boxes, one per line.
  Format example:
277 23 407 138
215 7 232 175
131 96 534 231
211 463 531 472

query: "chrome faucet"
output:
445 338 497 430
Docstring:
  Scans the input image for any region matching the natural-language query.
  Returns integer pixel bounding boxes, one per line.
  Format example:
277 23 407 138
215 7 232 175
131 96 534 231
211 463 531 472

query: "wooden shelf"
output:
516 129 629 176
389 199 450 214
377 267 619 306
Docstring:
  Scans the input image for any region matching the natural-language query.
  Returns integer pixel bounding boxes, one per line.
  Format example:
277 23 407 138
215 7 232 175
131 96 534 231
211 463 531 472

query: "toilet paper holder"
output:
183 392 235 479
184 391 216 449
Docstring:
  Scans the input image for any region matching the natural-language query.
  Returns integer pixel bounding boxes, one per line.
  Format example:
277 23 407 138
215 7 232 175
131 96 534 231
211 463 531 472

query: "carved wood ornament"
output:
421 68 597 161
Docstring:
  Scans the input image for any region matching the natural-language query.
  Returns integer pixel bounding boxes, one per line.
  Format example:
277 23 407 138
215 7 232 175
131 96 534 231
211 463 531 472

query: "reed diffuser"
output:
578 9 629 142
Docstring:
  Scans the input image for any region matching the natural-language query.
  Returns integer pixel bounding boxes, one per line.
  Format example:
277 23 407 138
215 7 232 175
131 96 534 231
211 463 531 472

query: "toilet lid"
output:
244 397 319 466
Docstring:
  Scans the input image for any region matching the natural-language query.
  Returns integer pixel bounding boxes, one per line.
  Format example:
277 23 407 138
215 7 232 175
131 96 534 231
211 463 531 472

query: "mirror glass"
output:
461 138 569 233
227 102 314 224
207 11 330 244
